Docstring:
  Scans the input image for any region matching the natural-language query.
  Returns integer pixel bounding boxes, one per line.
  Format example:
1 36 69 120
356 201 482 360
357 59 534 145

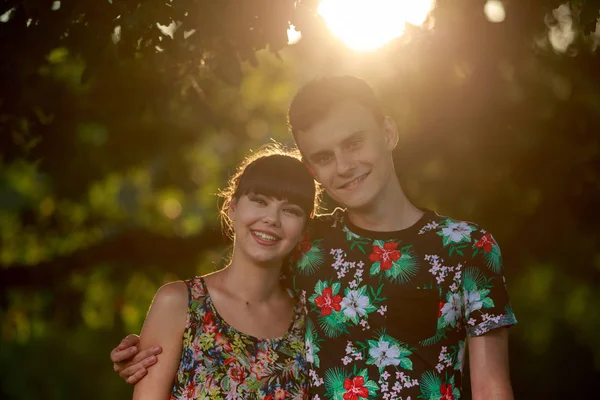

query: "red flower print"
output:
441 383 455 400
227 362 247 383
314 287 342 316
294 233 312 260
264 387 288 400
184 381 196 398
475 232 495 253
214 332 232 351
438 301 444 318
343 376 369 400
250 360 270 379
202 311 218 334
369 241 401 271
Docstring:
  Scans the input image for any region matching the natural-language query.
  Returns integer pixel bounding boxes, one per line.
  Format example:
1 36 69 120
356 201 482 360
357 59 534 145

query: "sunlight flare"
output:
318 0 435 51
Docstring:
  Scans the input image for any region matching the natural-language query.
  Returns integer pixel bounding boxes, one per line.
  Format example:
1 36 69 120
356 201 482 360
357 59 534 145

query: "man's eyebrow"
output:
342 130 366 145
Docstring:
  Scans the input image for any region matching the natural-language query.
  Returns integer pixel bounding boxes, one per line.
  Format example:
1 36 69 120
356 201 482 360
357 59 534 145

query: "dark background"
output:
1 0 599 398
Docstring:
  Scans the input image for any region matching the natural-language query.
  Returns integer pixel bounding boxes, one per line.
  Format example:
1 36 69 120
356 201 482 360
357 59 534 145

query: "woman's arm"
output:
132 281 189 400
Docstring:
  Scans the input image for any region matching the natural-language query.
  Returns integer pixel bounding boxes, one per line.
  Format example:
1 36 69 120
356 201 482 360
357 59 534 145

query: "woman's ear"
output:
227 198 237 222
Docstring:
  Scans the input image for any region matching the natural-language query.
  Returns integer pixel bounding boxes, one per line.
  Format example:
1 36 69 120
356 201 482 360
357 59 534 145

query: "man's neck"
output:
346 179 423 232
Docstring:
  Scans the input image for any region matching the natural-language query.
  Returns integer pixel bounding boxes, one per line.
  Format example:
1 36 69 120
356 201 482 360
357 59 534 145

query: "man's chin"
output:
336 196 374 212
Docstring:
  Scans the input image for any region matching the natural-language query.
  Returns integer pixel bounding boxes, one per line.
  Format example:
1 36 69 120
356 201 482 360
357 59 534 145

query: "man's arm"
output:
132 281 188 399
468 327 514 400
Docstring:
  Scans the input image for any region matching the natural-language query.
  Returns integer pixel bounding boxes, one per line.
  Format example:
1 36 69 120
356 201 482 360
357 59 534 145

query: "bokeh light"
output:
484 1 506 23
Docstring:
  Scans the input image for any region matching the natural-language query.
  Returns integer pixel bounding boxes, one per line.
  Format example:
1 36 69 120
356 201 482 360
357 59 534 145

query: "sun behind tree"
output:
318 0 436 51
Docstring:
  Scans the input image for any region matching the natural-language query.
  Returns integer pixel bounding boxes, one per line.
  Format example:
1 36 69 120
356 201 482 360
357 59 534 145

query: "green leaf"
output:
373 239 386 247
297 245 324 275
420 371 442 398
400 357 413 370
324 367 348 399
363 379 380 395
332 281 341 296
483 245 503 274
315 280 328 295
482 297 495 308
370 262 381 276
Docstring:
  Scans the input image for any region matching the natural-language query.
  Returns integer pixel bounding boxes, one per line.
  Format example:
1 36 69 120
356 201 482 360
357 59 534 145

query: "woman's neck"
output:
216 256 285 304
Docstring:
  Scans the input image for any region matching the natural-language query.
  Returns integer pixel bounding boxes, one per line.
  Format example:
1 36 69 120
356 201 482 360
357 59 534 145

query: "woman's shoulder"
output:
153 281 189 309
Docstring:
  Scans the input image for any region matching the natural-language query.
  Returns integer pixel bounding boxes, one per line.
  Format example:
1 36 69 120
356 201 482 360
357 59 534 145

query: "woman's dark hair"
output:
219 143 320 239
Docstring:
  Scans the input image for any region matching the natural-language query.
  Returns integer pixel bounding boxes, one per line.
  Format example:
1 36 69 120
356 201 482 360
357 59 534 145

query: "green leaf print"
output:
324 367 348 400
420 329 448 347
482 297 495 308
482 243 502 274
332 281 342 296
385 247 419 283
370 261 381 276
363 380 380 398
315 280 328 296
419 371 442 399
344 227 370 255
319 311 348 338
306 318 321 368
221 375 231 392
296 239 324 275
462 267 487 292
400 357 413 370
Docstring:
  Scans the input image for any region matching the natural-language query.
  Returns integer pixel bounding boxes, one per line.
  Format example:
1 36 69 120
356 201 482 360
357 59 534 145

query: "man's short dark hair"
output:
288 76 384 139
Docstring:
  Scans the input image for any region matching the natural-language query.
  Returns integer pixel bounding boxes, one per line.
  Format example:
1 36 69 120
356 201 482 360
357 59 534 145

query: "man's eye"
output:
348 140 361 149
316 154 332 164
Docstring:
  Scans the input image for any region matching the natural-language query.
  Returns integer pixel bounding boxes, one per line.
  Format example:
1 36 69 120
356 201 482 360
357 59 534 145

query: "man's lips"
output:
338 172 370 189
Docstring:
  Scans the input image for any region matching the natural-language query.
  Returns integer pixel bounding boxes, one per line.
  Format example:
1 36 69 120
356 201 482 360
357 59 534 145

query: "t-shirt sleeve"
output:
461 228 517 337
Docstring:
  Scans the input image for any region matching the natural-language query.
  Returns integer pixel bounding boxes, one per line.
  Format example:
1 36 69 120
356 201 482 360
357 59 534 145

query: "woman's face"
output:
228 193 307 266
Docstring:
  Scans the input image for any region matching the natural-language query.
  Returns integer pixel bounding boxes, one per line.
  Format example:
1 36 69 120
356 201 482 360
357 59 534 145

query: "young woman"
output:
131 147 318 399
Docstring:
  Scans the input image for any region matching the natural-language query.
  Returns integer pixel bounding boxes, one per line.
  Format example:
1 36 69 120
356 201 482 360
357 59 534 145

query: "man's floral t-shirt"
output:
292 209 517 400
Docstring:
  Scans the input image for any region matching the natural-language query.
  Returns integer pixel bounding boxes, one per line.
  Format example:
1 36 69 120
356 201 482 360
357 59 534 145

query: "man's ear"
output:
382 116 399 151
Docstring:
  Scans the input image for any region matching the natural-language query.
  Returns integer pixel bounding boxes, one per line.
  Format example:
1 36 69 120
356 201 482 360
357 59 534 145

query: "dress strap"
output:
184 276 210 325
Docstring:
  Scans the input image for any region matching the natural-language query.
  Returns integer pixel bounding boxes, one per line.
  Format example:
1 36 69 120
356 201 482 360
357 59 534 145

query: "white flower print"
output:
305 337 315 363
369 339 402 368
441 292 463 326
455 340 466 371
341 289 370 320
464 290 483 317
442 221 473 243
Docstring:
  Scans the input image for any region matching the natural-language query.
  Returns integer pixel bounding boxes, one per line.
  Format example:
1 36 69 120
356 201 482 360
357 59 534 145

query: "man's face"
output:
295 101 398 211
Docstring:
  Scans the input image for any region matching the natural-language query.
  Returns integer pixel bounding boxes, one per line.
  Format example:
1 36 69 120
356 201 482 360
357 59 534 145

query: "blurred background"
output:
1 0 599 398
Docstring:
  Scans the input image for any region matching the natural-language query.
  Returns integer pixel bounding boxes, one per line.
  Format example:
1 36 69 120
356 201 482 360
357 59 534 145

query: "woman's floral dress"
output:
170 276 309 399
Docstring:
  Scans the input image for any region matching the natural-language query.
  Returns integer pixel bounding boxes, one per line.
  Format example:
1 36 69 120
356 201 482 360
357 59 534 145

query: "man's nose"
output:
336 152 356 176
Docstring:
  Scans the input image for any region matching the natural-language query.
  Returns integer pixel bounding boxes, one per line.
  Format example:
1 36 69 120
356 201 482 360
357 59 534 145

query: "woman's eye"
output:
250 197 267 205
284 208 303 216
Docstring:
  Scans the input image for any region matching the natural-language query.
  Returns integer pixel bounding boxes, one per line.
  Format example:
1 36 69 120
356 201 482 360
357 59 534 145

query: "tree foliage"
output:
1 0 599 399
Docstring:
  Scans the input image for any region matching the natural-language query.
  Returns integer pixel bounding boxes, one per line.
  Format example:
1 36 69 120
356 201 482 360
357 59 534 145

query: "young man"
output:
111 76 516 399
